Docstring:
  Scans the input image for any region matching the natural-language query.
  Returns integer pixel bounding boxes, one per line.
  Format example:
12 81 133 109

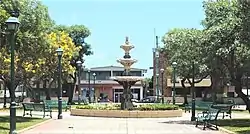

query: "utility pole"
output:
155 36 160 102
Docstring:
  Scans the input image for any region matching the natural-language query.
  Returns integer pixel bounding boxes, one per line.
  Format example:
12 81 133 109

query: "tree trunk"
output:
210 72 220 103
0 76 20 100
181 78 188 105
67 83 74 105
3 83 7 108
202 88 209 101
48 78 56 99
44 80 51 100
68 72 77 104
234 75 250 112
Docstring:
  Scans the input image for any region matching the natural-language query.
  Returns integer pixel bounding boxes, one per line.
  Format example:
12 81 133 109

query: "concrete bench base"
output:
70 109 183 118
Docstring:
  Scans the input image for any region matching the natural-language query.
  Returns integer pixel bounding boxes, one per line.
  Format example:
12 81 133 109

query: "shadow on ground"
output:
217 119 250 134
0 116 41 131
159 120 220 131
159 120 195 125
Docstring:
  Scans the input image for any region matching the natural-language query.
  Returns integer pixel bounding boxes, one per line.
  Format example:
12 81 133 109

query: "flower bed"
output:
70 104 182 118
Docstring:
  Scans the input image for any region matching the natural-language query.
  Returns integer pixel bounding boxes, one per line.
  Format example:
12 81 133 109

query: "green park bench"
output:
43 100 71 111
195 108 220 130
22 103 52 118
184 101 213 113
211 104 234 119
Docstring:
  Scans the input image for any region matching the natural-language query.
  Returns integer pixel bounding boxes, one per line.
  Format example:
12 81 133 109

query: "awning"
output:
166 78 211 88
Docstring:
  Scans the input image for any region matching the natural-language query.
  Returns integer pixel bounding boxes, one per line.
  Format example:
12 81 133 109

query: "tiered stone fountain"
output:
110 37 144 110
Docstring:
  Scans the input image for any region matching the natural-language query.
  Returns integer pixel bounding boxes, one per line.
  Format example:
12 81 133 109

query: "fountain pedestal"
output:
111 37 144 110
116 81 137 110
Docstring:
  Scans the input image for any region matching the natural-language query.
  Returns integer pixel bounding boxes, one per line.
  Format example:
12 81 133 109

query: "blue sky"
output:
42 0 204 77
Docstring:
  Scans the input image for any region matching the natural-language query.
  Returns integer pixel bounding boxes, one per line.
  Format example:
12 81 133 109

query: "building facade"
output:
75 66 147 102
152 48 167 96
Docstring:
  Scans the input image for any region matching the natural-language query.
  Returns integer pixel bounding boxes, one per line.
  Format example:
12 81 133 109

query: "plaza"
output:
2 0 250 134
13 111 228 134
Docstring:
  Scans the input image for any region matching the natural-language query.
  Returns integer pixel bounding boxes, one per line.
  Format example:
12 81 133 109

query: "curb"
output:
217 126 236 134
17 118 53 134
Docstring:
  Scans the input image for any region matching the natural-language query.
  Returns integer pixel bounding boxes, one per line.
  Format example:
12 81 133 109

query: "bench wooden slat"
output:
44 100 70 111
211 104 233 119
184 101 213 113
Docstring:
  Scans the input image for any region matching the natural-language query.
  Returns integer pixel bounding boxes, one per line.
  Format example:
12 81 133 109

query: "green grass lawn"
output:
217 119 250 134
0 116 47 134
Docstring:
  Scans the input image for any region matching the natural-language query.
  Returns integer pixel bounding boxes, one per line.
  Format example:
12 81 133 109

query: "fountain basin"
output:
71 109 183 118
117 59 137 69
70 104 183 118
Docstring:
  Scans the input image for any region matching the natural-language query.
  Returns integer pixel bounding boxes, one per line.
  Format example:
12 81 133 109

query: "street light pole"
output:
160 68 164 104
88 70 91 103
76 61 82 105
56 47 63 119
93 73 96 103
191 61 196 121
6 16 20 134
172 62 177 105
156 73 159 102
155 36 160 102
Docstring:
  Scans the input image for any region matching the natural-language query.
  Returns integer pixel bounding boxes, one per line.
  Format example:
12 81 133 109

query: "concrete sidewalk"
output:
21 113 225 134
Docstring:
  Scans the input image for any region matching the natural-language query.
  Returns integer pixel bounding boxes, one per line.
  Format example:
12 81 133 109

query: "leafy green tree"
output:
202 0 250 110
53 25 92 76
162 28 209 104
0 0 54 98
52 25 92 103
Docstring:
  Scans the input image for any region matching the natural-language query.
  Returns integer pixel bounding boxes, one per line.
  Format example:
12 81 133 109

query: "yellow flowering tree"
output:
36 31 80 82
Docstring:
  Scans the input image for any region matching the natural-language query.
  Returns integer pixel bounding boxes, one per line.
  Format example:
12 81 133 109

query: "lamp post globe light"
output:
160 68 164 104
172 62 177 105
76 60 82 104
6 16 20 134
92 73 96 103
56 47 63 119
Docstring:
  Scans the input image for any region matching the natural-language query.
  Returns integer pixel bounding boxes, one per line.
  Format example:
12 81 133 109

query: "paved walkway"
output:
1 107 249 134
18 112 228 134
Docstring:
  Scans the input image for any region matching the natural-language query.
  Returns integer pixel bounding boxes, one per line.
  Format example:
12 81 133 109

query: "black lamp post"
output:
160 68 164 104
156 73 159 102
191 61 196 121
76 60 82 104
88 69 91 103
93 73 96 103
56 47 63 119
6 16 20 134
172 62 177 105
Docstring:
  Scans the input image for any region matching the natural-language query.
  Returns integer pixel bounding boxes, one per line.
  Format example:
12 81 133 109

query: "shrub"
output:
136 104 179 111
76 104 120 110
76 103 179 111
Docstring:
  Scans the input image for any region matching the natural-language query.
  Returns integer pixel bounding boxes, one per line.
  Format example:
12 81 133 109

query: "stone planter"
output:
71 109 182 118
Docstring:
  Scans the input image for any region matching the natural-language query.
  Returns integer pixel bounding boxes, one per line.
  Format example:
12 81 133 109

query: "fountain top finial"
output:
125 36 129 45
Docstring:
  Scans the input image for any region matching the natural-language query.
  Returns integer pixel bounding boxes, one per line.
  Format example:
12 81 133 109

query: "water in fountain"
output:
110 37 144 110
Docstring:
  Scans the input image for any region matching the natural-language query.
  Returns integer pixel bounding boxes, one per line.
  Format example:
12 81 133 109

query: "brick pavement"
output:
20 112 226 134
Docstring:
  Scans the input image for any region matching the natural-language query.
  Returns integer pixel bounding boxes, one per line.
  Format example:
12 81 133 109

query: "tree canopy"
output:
161 0 250 109
0 0 92 98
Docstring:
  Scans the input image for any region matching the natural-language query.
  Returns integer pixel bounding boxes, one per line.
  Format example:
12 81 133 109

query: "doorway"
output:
114 92 123 103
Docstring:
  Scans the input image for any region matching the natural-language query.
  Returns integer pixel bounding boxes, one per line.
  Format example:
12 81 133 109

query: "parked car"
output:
131 99 139 102
139 96 161 103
